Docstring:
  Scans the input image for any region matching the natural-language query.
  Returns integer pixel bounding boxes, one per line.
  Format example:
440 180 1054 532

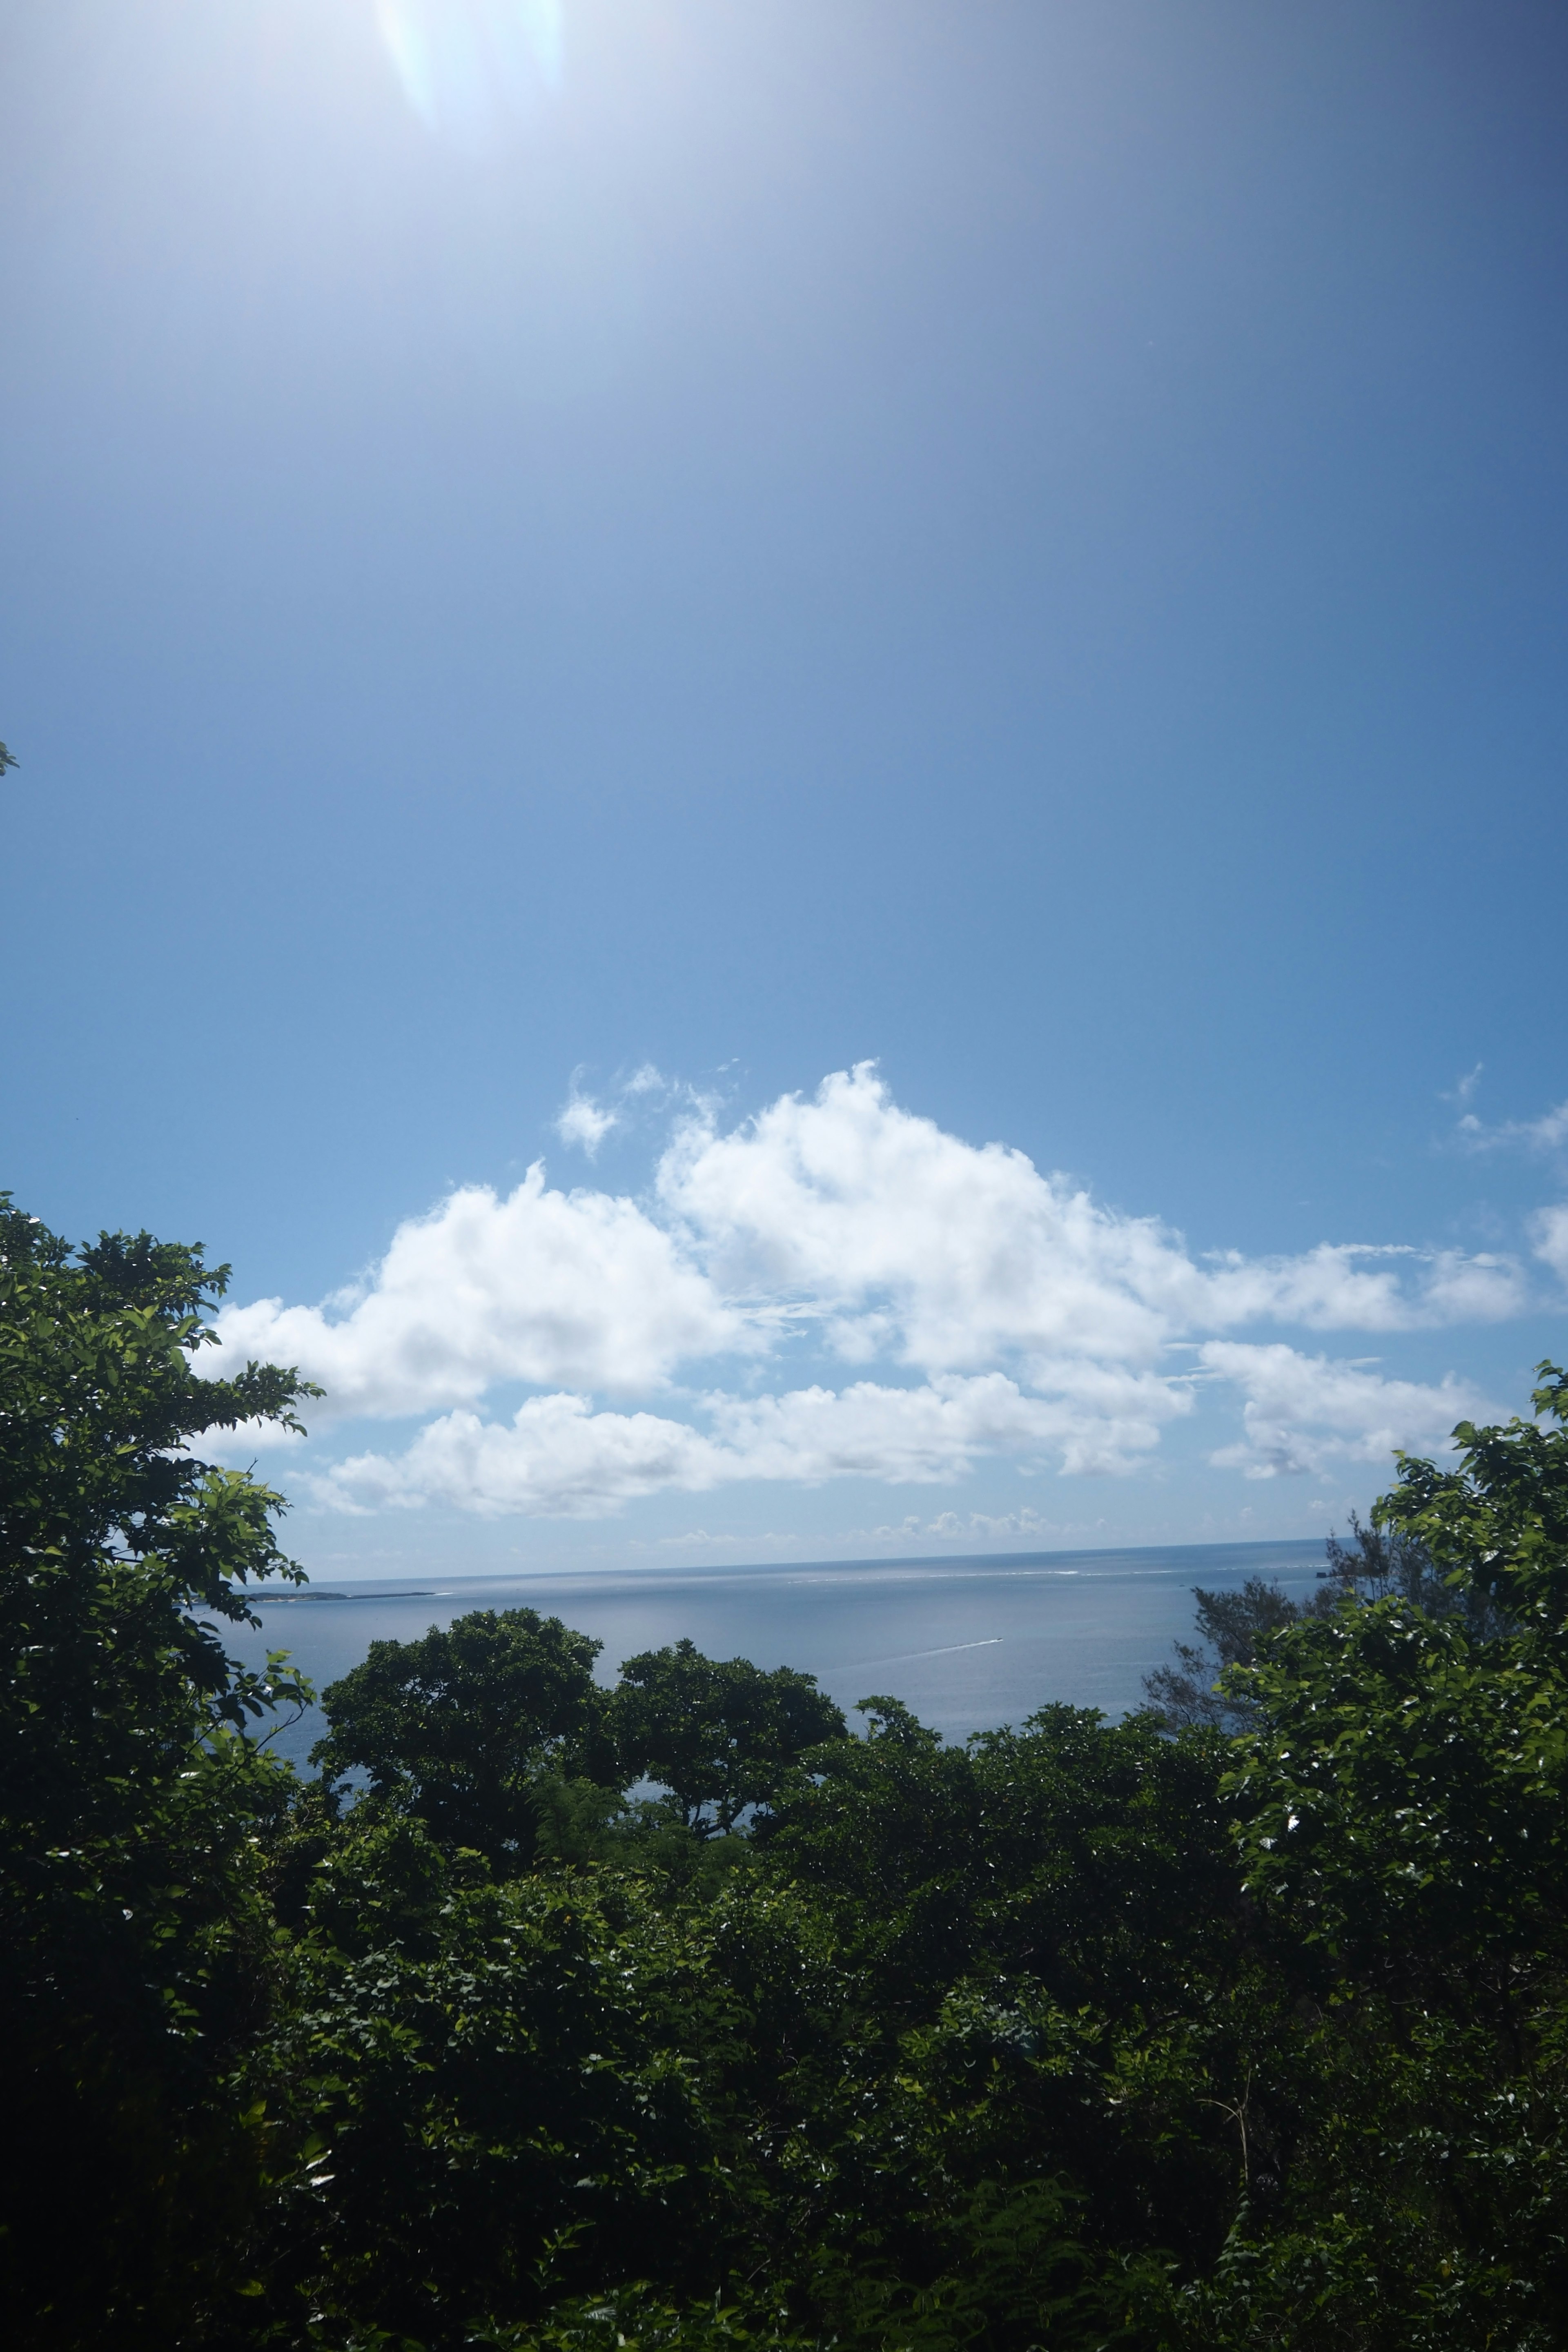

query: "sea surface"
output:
229 1539 1328 1772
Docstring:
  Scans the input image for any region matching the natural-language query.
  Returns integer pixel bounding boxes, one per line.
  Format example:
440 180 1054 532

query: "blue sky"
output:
2 0 1565 1577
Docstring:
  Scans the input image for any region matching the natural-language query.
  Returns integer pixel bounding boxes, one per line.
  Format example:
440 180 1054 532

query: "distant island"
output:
250 1587 434 1604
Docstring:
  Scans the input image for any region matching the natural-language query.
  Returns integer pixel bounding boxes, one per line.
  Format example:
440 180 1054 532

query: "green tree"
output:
1140 1516 1492 1735
761 1697 1255 2272
312 1605 611 1862
0 1198 316 2348
251 1864 755 2348
1142 1577 1306 1731
1231 1370 1568 1997
611 1638 846 1835
1379 1361 1568 1633
1192 1367 1568 2346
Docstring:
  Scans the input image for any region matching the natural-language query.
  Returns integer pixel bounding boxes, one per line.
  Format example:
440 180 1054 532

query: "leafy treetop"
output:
0 1195 319 1837
311 1607 609 1861
611 1636 847 1835
1378 1361 1568 1629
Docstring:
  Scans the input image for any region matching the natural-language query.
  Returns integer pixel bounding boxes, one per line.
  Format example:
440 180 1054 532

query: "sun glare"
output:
376 0 564 140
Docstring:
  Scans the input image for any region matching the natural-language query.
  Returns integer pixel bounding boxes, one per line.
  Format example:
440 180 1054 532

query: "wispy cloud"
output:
555 1063 693 1156
648 1508 1112 1557
1456 1097 1568 1154
1533 1204 1568 1287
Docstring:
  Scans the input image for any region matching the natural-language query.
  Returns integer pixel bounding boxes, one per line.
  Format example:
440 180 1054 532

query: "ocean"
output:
229 1538 1329 1771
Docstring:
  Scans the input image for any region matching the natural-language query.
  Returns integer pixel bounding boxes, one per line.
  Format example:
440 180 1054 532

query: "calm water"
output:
229 1539 1327 1771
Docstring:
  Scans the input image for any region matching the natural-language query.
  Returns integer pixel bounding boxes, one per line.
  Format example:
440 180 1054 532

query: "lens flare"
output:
377 0 564 141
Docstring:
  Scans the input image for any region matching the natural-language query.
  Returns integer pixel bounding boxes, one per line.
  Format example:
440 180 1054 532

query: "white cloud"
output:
306 1332 1485 1519
659 1066 1523 1356
1457 1098 1568 1154
208 1165 744 1417
207 1063 1538 1516
1407 1250 1530 1322
1197 1242 1525 1330
318 1393 722 1518
312 1366 1190 1518
956 1505 1094 1541
640 1514 1093 1555
657 1066 1182 1369
1533 1204 1568 1286
705 1365 1185 1481
1198 1341 1488 1479
555 1091 619 1156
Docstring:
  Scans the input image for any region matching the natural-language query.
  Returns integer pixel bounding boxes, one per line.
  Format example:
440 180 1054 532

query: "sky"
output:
1 0 1565 1578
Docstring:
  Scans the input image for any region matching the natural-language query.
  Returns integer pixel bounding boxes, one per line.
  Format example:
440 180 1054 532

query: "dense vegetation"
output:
4 1198 1568 2350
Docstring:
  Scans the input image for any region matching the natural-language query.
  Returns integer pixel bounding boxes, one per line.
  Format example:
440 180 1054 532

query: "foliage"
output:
1138 1512 1506 1735
1196 1363 1568 2345
609 1637 846 1834
1141 1579 1305 1732
312 1608 610 1863
249 1862 755 2346
1378 1363 1568 1633
0 1198 317 2346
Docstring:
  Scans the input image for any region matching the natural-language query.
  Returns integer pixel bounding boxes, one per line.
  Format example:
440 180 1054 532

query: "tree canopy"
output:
610 1636 847 1833
312 1606 609 1860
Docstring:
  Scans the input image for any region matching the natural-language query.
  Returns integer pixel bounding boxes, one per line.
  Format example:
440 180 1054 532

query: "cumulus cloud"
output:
208 1062 1535 1515
555 1090 618 1156
318 1393 721 1518
1199 1342 1488 1479
657 1067 1181 1369
208 1165 744 1418
659 1067 1523 1357
312 1368 1189 1518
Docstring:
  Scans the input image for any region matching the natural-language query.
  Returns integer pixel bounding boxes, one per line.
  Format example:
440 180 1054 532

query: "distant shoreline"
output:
248 1535 1326 1600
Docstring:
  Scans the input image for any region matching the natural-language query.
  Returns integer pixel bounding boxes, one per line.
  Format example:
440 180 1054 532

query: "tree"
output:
1230 1368 1568 1990
761 1696 1253 2274
312 1605 610 1861
1197 1367 1568 2343
0 1198 316 2347
1323 1504 1510 1636
1378 1361 1568 1635
1142 1577 1305 1731
251 1865 755 2347
1141 1514 1496 1733
611 1639 846 1835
